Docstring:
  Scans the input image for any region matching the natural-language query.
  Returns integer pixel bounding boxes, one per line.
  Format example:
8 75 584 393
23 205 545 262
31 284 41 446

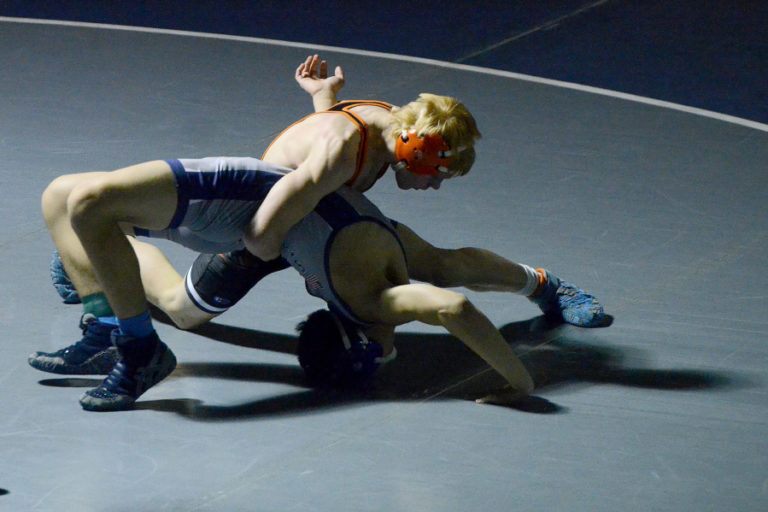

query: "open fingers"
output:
297 54 316 78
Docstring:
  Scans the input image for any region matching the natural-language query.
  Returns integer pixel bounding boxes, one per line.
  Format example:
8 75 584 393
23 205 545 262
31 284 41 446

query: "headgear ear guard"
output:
394 129 465 177
296 309 384 386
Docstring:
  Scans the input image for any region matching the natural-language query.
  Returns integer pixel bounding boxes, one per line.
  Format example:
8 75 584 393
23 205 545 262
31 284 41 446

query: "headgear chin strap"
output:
394 129 465 177
328 311 383 377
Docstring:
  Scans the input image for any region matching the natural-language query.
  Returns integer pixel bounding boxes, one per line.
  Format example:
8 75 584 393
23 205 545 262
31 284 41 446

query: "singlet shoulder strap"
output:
324 101 392 187
326 100 393 112
261 100 393 187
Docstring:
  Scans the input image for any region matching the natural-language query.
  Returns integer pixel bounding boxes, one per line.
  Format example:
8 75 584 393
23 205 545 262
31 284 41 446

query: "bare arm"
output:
395 223 529 292
375 283 534 399
295 54 345 112
245 132 357 260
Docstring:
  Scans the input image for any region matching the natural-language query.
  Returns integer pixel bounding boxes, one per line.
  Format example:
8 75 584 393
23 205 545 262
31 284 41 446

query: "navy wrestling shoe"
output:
530 270 605 327
28 314 118 374
79 331 177 412
50 250 81 304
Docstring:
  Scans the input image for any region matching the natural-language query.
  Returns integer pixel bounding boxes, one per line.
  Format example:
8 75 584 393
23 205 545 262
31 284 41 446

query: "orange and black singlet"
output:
262 100 393 190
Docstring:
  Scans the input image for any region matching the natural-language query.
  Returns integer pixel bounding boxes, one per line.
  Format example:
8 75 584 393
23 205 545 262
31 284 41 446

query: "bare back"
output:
328 221 409 325
261 103 394 192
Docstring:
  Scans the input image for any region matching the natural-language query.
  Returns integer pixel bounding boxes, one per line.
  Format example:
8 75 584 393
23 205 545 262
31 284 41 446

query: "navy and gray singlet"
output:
134 156 402 325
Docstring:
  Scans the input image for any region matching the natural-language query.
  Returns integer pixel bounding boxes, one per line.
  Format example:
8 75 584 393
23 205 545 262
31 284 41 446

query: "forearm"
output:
378 283 534 396
248 135 354 260
245 173 313 260
438 299 534 394
311 91 338 112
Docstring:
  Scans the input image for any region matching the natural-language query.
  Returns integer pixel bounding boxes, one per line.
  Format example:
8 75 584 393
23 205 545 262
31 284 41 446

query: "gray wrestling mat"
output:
1 19 766 512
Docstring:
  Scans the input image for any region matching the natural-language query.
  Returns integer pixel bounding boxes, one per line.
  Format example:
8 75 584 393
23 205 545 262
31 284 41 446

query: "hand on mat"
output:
476 385 531 406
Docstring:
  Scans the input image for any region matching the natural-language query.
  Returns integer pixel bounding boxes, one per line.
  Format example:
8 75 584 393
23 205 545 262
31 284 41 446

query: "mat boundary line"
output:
3 16 766 134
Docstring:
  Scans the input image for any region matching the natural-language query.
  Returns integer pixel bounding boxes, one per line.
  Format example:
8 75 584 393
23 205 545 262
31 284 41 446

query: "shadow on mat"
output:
132 314 737 420
39 313 738 419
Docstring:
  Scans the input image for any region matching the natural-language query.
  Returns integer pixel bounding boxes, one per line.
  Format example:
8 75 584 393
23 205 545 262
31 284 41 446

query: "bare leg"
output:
45 161 180 411
42 169 218 330
42 171 110 297
129 238 218 329
65 161 178 318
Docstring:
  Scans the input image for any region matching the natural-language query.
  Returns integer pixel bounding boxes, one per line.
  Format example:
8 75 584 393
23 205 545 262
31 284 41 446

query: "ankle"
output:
117 310 154 339
529 269 548 298
114 331 161 366
82 293 114 318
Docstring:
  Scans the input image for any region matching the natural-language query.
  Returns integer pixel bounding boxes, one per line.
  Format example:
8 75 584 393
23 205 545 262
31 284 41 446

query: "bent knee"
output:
160 290 217 331
66 180 114 229
42 174 81 223
166 309 215 331
167 313 205 331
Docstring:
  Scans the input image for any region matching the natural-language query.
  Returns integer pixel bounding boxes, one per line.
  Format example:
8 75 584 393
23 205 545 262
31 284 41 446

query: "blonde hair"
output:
390 93 482 176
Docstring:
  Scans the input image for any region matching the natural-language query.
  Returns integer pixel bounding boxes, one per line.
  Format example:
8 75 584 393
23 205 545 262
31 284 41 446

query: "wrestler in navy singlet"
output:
281 185 402 325
134 157 291 253
134 156 403 325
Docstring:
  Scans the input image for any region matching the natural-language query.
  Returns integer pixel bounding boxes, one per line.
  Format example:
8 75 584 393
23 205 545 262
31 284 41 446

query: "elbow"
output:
243 231 281 261
436 292 472 322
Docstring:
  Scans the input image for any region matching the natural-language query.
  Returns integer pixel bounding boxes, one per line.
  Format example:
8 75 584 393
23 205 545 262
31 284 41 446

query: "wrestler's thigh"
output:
81 160 179 230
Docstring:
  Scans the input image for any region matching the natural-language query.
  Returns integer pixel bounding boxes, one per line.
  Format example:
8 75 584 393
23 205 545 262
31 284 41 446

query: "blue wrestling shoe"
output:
28 314 118 374
530 270 605 327
50 250 81 304
79 331 177 412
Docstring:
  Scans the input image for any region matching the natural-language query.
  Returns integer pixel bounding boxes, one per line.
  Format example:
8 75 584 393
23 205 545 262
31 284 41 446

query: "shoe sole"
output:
28 347 119 375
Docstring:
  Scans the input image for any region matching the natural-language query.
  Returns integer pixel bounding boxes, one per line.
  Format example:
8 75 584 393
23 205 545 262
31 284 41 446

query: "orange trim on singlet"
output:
261 100 393 188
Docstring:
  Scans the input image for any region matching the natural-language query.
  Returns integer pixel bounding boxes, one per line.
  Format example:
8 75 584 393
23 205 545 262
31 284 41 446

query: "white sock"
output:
517 264 541 296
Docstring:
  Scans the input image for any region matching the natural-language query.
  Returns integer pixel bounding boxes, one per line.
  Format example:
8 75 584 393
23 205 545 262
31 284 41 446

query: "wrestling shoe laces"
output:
530 270 605 328
28 314 118 374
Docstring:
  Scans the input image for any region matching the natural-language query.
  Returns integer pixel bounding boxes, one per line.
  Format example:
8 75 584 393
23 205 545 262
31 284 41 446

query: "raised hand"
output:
295 54 345 100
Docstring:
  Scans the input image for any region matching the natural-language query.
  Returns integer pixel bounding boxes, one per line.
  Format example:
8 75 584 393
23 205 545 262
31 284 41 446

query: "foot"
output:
50 250 81 304
529 270 605 327
28 314 118 374
79 331 177 411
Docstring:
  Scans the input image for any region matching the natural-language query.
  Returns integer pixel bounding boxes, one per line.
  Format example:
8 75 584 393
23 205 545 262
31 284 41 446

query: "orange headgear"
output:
394 129 463 177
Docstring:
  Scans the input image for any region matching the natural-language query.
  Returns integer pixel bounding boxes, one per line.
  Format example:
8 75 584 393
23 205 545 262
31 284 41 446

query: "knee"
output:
170 314 209 331
164 302 214 331
41 175 78 225
160 286 216 331
66 180 112 232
